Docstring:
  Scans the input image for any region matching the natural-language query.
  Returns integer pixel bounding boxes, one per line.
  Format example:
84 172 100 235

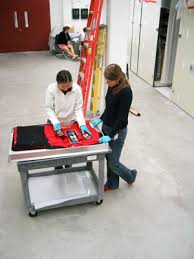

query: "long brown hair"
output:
104 64 130 95
63 26 70 33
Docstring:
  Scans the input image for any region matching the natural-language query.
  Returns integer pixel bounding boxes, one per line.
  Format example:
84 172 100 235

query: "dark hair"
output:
56 70 72 83
63 26 70 32
104 64 130 95
83 27 87 32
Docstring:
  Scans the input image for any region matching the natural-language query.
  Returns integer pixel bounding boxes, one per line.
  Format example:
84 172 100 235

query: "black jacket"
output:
100 86 133 138
56 32 71 45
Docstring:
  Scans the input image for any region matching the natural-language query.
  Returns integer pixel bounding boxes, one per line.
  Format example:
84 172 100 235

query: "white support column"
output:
62 0 72 27
106 0 130 73
49 0 63 30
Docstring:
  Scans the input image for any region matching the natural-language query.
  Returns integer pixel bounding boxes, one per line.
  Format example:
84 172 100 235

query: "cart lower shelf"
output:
28 170 99 211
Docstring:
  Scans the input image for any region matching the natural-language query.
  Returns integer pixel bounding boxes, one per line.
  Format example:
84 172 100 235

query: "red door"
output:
0 0 51 53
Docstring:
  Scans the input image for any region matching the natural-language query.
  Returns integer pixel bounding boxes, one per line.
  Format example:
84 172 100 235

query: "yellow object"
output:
90 25 107 114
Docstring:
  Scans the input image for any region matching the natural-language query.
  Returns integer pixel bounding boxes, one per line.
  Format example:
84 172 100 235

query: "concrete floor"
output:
0 51 194 259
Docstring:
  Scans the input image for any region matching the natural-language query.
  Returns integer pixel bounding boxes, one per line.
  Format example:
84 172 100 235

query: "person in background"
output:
56 25 79 60
92 64 137 192
45 70 91 138
80 27 87 45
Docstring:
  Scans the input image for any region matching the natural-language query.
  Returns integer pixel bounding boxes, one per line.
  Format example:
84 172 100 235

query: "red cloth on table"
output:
44 120 101 148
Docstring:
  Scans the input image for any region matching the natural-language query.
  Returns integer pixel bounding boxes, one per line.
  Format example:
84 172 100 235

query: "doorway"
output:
0 0 51 53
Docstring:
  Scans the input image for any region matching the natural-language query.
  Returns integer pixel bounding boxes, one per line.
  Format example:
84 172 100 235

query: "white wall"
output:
49 0 90 33
49 0 63 31
62 0 90 32
106 0 130 72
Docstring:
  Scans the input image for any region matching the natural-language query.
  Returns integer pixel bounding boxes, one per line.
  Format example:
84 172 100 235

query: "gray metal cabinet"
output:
130 0 142 74
138 1 161 85
172 8 194 117
128 0 161 85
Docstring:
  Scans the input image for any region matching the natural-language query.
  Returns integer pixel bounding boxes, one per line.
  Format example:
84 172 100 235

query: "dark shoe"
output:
55 166 63 170
128 169 137 184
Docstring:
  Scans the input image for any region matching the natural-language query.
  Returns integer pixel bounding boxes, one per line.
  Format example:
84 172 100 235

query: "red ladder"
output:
77 0 103 116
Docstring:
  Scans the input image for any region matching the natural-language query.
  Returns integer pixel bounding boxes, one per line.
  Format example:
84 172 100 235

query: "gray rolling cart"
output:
9 142 111 217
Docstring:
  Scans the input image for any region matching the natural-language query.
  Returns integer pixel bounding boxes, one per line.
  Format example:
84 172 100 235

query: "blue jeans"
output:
102 124 134 189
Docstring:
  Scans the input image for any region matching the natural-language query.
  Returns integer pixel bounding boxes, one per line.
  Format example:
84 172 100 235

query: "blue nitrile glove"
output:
91 118 102 127
53 123 61 131
80 125 91 135
99 136 111 143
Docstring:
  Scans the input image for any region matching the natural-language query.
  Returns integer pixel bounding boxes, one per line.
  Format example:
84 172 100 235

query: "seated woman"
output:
56 25 79 60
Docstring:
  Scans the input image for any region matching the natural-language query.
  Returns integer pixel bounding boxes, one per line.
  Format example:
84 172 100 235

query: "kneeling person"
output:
45 70 91 138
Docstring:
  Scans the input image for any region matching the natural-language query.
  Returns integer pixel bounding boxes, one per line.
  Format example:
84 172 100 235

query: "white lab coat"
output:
45 82 86 127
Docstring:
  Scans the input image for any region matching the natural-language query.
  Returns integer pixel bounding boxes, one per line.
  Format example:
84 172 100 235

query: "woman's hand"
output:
91 118 102 127
80 125 91 136
53 123 64 137
54 123 61 131
99 135 111 143
56 129 64 137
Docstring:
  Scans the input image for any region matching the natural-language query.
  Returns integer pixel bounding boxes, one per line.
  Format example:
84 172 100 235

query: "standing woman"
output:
92 64 137 191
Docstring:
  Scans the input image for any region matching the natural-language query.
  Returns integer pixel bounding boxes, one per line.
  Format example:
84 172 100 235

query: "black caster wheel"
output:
28 211 38 217
96 199 103 205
